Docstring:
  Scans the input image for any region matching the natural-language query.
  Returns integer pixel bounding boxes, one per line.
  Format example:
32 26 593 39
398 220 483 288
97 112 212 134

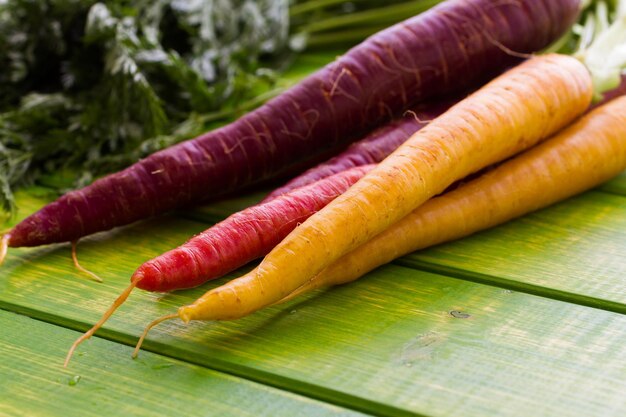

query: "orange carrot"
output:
281 96 626 302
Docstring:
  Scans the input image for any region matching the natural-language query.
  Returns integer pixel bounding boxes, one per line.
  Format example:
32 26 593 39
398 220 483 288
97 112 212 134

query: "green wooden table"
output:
2 54 626 417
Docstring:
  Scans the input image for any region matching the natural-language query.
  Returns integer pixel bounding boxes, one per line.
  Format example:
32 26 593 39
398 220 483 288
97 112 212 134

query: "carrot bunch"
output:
127 54 626 354
67 50 624 366
143 54 594 325
0 0 621 366
1 0 578 252
123 0 626 353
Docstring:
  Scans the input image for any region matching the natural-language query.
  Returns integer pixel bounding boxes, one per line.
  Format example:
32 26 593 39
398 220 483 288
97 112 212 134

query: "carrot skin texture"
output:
300 96 626 293
177 54 593 322
7 0 580 248
262 100 454 202
135 165 374 292
281 81 626 302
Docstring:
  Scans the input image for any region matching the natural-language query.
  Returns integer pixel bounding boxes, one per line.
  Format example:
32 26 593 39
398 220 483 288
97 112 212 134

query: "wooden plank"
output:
2 213 626 417
398 191 626 312
7 185 626 313
0 310 367 417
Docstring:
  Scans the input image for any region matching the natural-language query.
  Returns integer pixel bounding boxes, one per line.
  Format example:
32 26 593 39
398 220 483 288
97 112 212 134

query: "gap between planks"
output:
394 258 626 316
0 303 427 417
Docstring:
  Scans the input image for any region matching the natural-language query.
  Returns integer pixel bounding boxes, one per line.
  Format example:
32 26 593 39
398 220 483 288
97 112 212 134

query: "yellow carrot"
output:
280 96 626 301
175 54 592 322
131 54 592 346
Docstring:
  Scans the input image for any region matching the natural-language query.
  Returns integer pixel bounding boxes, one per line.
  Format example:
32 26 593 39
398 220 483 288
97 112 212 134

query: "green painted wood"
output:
3 211 626 417
0 310 367 417
397 191 626 312
599 170 626 195
181 191 268 223
8 184 626 315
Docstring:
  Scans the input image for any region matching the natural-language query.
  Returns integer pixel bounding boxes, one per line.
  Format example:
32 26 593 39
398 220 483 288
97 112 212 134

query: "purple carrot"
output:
262 98 455 201
4 0 580 250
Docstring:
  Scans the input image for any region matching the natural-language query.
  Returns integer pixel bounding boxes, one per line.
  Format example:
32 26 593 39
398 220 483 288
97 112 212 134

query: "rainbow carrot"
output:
281 95 626 301
2 0 578 254
64 165 374 365
262 99 454 202
128 54 592 342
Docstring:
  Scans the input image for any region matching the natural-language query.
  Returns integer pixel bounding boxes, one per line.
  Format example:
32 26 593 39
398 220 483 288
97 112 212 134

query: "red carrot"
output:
262 98 454 202
65 165 373 364
3 0 579 251
135 164 374 292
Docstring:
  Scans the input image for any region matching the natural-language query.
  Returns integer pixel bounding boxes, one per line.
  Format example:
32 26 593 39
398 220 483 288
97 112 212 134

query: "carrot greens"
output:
0 0 288 212
576 2 626 97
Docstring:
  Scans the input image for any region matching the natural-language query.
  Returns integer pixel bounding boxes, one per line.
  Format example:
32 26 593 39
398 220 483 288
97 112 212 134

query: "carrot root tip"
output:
71 240 103 283
178 308 192 324
64 278 141 367
0 234 9 266
132 313 178 359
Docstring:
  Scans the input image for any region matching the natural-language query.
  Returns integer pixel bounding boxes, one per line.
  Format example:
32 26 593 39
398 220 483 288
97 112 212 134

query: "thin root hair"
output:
132 313 179 359
0 233 9 266
403 110 434 124
64 275 142 367
71 241 104 283
479 26 534 60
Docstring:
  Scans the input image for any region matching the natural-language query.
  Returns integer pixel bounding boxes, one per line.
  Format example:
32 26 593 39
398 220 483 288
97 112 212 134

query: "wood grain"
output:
2 84 626 416
3 207 626 416
0 310 367 417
